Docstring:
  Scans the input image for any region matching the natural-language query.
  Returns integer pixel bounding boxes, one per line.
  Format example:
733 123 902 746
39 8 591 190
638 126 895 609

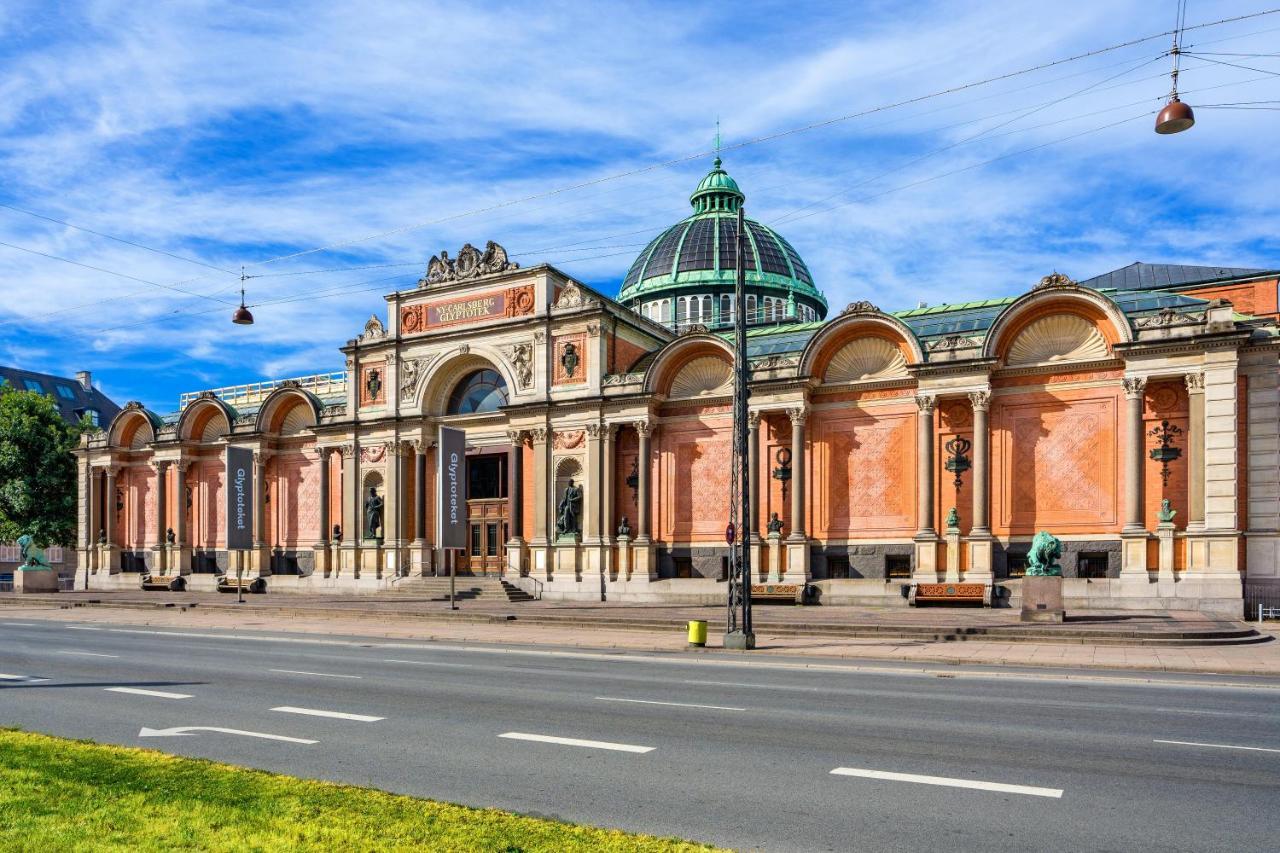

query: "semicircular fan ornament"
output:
1006 314 1109 366
825 337 907 382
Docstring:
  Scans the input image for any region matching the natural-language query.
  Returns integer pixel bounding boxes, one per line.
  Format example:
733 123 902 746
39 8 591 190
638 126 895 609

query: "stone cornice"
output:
1111 329 1252 358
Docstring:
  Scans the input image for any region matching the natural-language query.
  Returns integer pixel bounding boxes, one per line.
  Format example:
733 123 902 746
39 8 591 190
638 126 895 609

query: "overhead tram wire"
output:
0 202 240 277
17 7 1280 325
194 6 1280 274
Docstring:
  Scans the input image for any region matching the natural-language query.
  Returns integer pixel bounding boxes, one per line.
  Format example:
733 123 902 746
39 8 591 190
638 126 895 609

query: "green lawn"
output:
0 729 722 852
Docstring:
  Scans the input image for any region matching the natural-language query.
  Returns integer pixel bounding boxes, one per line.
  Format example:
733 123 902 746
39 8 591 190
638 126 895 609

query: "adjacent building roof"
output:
1077 262 1275 292
0 367 120 426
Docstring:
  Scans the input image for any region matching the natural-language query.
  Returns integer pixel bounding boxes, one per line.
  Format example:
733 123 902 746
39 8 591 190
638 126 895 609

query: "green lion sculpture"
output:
1025 530 1062 577
17 534 52 572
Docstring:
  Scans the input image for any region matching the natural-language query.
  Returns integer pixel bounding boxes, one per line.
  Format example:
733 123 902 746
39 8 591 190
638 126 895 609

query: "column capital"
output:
505 428 528 447
634 420 654 438
584 422 607 439
1184 372 1205 393
747 410 762 429
967 390 991 412
251 449 274 466
915 394 937 414
786 406 808 425
529 427 550 445
1122 376 1147 399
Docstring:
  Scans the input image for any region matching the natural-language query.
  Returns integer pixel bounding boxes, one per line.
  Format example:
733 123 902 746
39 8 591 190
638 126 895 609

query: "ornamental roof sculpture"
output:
419 241 520 287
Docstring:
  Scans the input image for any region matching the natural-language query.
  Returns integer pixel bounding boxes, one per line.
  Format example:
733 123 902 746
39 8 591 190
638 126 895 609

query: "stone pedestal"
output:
1020 575 1065 622
766 532 782 583
632 539 655 580
166 544 187 574
98 544 118 574
1156 523 1176 583
553 539 581 581
785 536 809 581
944 528 961 583
615 535 631 580
14 568 59 593
912 536 940 581
964 536 994 585
505 537 526 577
1120 532 1151 577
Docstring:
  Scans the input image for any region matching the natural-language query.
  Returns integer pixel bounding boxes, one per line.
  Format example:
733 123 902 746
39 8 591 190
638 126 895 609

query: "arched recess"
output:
421 349 518 417
255 388 322 435
799 313 923 382
106 404 161 450
553 456 585 536
983 287 1130 365
177 397 235 443
642 334 735 398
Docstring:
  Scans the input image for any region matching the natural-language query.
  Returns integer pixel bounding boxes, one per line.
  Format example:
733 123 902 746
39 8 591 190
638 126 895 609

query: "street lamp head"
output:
1155 97 1195 135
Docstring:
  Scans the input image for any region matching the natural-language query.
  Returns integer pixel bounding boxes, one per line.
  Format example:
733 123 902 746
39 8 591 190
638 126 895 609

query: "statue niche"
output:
364 486 385 541
555 479 583 540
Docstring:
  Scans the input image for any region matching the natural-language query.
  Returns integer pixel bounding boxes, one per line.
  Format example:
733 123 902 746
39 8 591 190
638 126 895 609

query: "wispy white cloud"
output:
0 0 1275 409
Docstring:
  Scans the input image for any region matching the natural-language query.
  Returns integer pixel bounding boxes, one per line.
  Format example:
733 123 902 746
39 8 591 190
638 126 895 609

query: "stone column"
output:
787 407 807 539
87 465 100 574
915 394 937 537
1185 372 1205 530
252 451 269 574
1120 376 1150 577
633 420 655 580
104 466 118 572
529 427 550 576
174 463 188 546
601 424 616 579
506 430 526 577
965 390 993 583
318 448 332 544
1122 377 1147 534
634 421 653 541
912 394 939 580
748 411 761 541
583 423 604 545
413 444 426 543
154 460 168 572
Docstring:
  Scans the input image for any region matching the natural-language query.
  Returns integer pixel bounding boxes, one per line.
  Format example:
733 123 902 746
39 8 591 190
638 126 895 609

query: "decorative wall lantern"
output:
626 458 639 500
1148 419 1183 486
772 447 792 499
944 436 972 490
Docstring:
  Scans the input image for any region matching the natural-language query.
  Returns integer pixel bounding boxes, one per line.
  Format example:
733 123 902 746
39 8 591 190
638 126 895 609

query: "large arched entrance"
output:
446 368 510 575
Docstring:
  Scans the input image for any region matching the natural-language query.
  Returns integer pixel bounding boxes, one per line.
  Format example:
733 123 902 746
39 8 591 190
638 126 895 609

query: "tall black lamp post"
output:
725 206 754 650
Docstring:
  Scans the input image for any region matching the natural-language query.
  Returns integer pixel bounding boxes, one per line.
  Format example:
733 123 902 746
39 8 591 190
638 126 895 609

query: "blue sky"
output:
0 0 1276 412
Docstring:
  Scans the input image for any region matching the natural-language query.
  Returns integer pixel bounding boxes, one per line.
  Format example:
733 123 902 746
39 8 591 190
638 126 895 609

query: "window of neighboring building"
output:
1078 552 1109 579
1006 553 1029 578
55 384 76 400
885 555 911 579
22 379 43 393
85 409 99 426
446 369 509 415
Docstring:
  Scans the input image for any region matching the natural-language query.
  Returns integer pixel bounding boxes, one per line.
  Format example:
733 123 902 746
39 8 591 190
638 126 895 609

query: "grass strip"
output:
0 729 722 852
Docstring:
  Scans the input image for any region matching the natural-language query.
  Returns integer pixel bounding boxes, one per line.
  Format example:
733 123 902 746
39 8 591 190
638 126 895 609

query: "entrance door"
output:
457 454 508 576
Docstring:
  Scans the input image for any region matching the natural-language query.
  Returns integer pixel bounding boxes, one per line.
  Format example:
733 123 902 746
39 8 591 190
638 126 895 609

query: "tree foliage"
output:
0 383 86 546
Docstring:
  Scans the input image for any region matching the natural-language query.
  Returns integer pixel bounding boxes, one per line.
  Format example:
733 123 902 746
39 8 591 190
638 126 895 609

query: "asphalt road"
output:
2 618 1278 852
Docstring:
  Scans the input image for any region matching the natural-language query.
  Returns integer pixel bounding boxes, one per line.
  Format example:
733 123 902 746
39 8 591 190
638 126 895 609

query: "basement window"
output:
1006 553 1028 578
1078 552 1109 579
828 556 851 579
885 555 911 579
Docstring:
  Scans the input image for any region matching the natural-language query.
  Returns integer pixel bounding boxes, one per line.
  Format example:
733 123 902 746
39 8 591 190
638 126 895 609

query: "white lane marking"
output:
57 650 119 658
1154 739 1280 754
499 732 655 753
596 696 747 712
105 687 193 699
384 659 471 668
686 679 821 692
65 626 101 631
270 706 384 722
54 626 1275 692
0 622 37 627
270 669 362 679
0 673 49 683
831 767 1063 799
139 726 317 744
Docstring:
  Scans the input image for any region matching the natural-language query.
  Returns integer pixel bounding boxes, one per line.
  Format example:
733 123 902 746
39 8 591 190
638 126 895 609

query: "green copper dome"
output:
619 159 827 328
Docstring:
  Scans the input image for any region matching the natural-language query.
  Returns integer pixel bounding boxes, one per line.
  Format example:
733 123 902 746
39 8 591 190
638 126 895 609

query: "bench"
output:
140 573 186 592
216 575 267 594
750 583 804 604
909 582 991 606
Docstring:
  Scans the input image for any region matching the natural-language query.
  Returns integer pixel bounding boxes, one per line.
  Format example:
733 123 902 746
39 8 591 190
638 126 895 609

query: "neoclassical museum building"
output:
75 160 1280 615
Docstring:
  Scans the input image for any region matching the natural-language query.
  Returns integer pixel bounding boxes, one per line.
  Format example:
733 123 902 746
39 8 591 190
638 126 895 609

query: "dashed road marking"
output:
105 687 193 699
1154 739 1280 754
499 732 655 753
270 669 362 679
595 697 747 712
831 767 1063 799
58 650 119 658
270 706 384 722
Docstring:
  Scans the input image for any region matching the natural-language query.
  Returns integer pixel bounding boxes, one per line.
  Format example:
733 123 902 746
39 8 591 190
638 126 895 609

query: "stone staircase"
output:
391 576 534 603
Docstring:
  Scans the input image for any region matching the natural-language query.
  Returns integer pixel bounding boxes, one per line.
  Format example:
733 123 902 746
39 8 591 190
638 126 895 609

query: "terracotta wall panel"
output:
992 387 1121 534
810 405 917 538
657 416 732 542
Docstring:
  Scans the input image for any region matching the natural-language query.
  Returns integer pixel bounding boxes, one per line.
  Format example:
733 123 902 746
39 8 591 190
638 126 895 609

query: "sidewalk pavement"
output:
5 597 1279 677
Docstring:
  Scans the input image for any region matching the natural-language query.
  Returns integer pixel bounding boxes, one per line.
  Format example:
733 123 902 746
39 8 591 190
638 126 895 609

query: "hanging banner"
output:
225 446 254 551
437 426 467 550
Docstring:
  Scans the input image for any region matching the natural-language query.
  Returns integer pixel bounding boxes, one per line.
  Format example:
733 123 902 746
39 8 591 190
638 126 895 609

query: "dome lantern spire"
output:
690 157 744 215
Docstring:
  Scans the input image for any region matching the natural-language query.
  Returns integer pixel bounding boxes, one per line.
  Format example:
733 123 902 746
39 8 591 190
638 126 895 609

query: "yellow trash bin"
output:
687 619 707 647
